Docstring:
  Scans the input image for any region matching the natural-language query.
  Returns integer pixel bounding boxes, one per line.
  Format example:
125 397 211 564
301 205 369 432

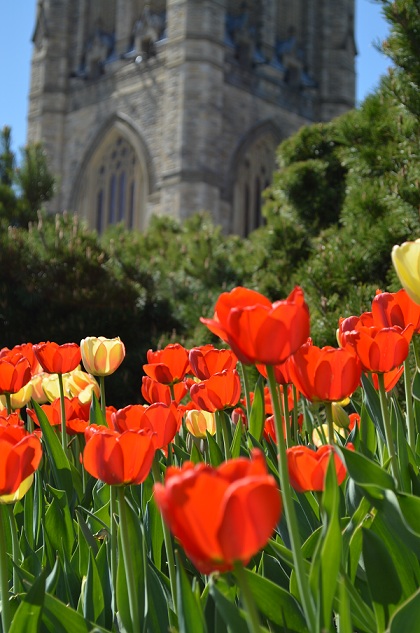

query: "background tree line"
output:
1 0 419 405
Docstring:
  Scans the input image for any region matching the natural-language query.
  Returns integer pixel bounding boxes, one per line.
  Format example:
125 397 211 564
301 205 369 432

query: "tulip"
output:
372 289 420 332
29 372 50 404
141 376 188 405
286 444 348 492
143 343 190 385
83 428 156 486
344 325 412 373
0 343 43 376
0 426 42 496
392 239 420 305
34 341 81 375
201 286 310 366
0 381 33 410
65 369 100 404
112 402 180 450
0 351 31 396
80 336 126 376
288 342 362 403
189 345 237 380
190 369 242 412
185 409 217 438
153 449 281 574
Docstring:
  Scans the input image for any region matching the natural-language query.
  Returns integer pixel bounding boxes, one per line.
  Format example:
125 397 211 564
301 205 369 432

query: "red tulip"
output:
201 286 310 365
256 360 292 385
153 449 281 574
83 428 156 486
189 345 237 380
372 288 420 333
27 396 90 435
190 369 242 412
143 343 190 385
112 402 180 450
0 425 42 496
344 325 413 373
0 351 31 395
286 444 348 492
288 341 362 402
141 376 188 405
0 343 43 376
34 341 81 374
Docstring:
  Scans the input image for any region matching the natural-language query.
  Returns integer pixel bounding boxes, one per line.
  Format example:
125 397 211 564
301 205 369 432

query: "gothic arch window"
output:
232 133 277 237
73 128 147 232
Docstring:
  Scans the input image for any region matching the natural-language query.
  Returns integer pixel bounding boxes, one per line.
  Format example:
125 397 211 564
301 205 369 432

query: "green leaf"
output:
44 485 75 562
116 497 146 633
31 400 74 503
361 374 386 443
248 374 265 442
146 560 171 633
82 548 105 625
42 591 111 633
243 568 309 632
176 553 207 633
230 415 243 459
362 527 402 631
9 568 46 633
209 576 247 632
335 446 395 497
388 588 420 633
206 430 224 467
89 392 107 426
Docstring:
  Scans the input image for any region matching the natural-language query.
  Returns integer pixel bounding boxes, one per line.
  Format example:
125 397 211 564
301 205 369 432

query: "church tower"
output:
27 0 356 235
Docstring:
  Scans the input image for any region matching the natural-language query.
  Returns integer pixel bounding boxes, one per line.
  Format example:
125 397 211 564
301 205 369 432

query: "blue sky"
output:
0 1 391 155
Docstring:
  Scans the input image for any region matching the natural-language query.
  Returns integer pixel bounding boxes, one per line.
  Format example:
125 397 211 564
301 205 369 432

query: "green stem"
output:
292 384 299 441
413 335 420 371
117 486 140 633
109 486 117 599
403 358 416 451
0 506 11 632
266 365 316 630
6 505 20 594
281 385 293 448
152 458 177 613
57 373 68 454
4 394 12 416
234 561 262 633
377 373 401 487
239 363 252 421
324 401 335 445
99 375 107 419
216 410 231 460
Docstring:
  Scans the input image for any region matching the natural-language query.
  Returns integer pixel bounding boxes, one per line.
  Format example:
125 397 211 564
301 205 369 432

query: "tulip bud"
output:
331 403 351 429
80 337 126 377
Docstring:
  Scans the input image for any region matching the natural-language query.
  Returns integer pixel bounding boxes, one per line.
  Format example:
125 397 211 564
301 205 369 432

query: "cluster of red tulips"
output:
1 239 420 632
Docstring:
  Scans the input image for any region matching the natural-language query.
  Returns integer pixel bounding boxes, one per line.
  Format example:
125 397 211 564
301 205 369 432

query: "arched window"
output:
232 132 278 236
73 127 147 233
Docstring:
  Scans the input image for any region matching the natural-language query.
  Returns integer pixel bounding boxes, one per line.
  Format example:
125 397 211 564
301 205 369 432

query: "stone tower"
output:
27 0 356 235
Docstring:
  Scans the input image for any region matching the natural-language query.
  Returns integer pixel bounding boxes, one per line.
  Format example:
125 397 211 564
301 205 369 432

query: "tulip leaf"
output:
362 527 402 631
412 371 420 402
209 575 248 632
242 568 309 632
176 552 207 633
360 374 386 444
44 485 75 563
248 374 265 442
89 392 107 426
392 397 411 493
82 548 105 626
334 446 395 497
31 400 75 503
388 587 420 633
230 416 243 459
206 430 224 467
146 560 171 633
41 591 111 633
9 567 46 633
116 497 146 633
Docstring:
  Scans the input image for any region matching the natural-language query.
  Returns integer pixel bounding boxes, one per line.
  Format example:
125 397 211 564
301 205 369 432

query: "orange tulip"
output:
153 449 281 574
80 336 126 376
34 341 81 374
0 351 31 395
83 428 156 486
190 369 241 412
0 425 42 496
288 341 362 402
143 343 190 385
286 444 348 493
112 402 179 450
141 376 188 405
372 288 420 333
201 286 310 366
189 345 237 380
0 343 43 376
344 325 412 373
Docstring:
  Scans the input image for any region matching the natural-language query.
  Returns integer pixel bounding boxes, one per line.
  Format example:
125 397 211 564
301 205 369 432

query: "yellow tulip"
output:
0 381 33 410
80 336 126 376
65 369 100 404
185 409 216 438
392 239 420 305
